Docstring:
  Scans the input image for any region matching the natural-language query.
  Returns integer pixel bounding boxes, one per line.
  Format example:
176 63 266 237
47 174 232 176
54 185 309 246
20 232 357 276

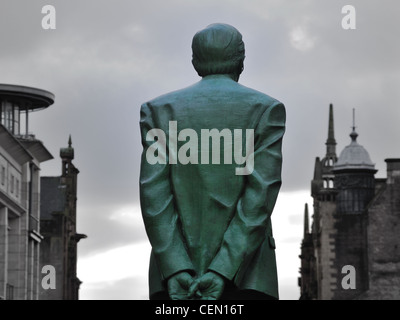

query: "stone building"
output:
299 104 400 300
39 136 86 300
0 84 85 300
0 84 54 300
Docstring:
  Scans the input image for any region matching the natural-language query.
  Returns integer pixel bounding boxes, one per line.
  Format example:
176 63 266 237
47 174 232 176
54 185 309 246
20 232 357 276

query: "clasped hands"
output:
167 271 225 300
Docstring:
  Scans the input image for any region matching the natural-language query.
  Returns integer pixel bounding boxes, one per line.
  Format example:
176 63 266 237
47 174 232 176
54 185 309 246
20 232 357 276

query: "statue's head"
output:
192 23 245 81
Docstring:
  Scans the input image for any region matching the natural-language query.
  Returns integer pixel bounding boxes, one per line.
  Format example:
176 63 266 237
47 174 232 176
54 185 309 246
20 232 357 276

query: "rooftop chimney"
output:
385 158 400 184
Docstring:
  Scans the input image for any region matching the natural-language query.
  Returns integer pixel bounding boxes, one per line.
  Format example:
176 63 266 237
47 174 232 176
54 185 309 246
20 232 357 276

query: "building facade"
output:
0 84 54 300
299 104 400 300
40 136 86 300
0 84 85 300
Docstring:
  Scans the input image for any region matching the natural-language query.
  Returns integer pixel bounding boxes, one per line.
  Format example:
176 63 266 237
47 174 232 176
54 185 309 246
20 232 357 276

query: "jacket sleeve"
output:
208 101 286 280
139 103 195 280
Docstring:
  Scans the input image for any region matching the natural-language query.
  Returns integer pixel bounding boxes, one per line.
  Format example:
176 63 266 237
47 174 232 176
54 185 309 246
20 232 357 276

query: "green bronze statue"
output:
139 23 286 300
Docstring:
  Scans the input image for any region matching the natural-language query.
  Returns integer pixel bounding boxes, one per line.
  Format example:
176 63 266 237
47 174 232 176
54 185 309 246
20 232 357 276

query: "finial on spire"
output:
350 108 358 142
68 135 72 148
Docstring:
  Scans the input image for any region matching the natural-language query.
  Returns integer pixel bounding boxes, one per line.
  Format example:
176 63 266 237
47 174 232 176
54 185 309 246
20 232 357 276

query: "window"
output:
1 102 20 134
16 179 19 198
325 158 334 166
1 166 5 186
4 102 13 132
0 102 4 125
13 105 20 135
10 175 14 194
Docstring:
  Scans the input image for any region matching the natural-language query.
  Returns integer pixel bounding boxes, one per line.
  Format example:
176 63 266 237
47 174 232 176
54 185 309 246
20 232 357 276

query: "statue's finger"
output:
187 281 199 298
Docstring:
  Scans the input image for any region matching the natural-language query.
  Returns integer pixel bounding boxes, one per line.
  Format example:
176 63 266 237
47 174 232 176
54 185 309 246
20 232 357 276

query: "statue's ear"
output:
233 60 244 82
239 60 244 74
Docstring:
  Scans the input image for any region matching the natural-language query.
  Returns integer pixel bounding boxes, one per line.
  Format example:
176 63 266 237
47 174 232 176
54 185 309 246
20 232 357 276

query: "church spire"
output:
304 203 310 236
325 103 337 157
311 156 323 197
313 157 322 180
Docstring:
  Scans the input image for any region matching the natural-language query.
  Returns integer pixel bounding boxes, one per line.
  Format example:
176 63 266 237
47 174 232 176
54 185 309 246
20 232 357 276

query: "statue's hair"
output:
192 23 245 78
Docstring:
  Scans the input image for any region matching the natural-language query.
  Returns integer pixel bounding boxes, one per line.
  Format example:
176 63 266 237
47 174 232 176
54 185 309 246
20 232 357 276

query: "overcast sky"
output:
1 0 399 300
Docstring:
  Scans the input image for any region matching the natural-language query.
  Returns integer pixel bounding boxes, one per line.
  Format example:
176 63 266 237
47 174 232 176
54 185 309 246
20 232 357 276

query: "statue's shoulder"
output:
235 82 283 107
142 83 199 108
142 80 283 109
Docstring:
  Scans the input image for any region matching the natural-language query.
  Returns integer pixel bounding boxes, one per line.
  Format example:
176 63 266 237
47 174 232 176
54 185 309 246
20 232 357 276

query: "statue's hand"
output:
189 271 225 300
167 272 196 300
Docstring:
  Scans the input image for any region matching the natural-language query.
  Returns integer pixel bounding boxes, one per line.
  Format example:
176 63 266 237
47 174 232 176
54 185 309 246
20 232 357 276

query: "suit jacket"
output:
139 74 286 299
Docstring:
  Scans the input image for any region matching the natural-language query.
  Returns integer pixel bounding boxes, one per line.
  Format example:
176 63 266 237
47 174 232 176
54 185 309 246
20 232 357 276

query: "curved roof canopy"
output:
0 84 54 111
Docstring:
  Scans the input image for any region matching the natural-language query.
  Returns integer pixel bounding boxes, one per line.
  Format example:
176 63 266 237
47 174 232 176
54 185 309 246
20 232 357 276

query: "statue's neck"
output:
202 74 239 82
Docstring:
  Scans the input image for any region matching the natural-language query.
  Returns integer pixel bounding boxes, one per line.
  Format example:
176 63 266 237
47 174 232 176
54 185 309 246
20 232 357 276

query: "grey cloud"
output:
81 276 148 300
77 202 147 257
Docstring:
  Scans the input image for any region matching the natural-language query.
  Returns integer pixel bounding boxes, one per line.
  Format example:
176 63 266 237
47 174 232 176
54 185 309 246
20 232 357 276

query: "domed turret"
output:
334 128 375 171
60 135 74 160
333 109 377 214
